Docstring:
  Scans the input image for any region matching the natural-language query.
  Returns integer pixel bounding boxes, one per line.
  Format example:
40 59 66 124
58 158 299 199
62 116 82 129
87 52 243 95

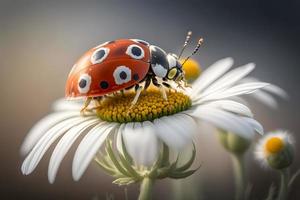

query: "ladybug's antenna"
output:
181 38 204 66
178 31 192 59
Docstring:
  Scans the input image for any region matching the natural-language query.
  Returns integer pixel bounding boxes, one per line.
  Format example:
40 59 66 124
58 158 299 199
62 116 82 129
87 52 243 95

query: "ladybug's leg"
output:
80 97 92 115
125 84 135 90
84 96 104 112
162 82 174 93
152 77 167 100
144 75 152 91
93 96 103 107
131 84 143 105
162 82 171 88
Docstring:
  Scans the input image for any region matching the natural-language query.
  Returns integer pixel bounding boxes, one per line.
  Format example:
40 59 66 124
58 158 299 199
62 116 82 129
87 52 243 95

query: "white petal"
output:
188 107 255 139
190 57 234 98
227 96 250 106
198 82 269 103
153 114 195 149
240 77 288 99
48 119 99 183
20 111 79 155
171 114 198 139
116 124 126 154
200 63 255 97
262 84 289 99
122 122 159 166
21 117 88 175
241 117 264 135
249 90 279 109
72 122 117 181
199 100 253 117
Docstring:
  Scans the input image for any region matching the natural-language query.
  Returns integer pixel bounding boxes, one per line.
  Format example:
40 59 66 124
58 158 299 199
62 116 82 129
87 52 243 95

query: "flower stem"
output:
277 168 289 200
138 177 154 200
231 153 246 200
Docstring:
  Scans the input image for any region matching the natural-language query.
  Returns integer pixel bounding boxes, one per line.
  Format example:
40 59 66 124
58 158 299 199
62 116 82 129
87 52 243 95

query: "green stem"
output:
277 168 289 200
231 153 246 200
138 177 154 200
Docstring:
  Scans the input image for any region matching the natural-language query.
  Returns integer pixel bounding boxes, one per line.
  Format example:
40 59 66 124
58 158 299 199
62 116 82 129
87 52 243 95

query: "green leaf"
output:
154 143 169 168
94 157 118 177
101 153 115 169
121 136 133 165
156 166 171 179
161 143 170 167
175 143 196 172
149 143 170 178
105 139 131 177
168 168 198 179
118 153 141 180
113 177 136 185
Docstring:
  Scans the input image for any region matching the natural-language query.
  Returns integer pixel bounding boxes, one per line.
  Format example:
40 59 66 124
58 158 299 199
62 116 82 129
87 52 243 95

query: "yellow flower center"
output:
96 90 192 123
265 137 284 154
180 59 201 82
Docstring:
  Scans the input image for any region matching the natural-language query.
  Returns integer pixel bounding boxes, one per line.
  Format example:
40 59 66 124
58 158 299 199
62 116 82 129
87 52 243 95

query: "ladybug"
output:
65 31 203 112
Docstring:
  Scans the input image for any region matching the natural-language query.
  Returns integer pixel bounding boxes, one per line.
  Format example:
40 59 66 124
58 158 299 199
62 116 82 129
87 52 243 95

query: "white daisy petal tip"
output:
254 130 294 169
238 77 288 109
20 111 80 156
221 57 234 65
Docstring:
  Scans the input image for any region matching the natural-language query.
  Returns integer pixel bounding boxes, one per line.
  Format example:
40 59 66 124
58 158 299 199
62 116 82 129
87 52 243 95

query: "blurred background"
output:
1 0 299 199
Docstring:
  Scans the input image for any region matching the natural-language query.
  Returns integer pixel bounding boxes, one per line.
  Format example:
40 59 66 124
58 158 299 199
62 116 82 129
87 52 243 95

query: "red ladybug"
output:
65 32 203 111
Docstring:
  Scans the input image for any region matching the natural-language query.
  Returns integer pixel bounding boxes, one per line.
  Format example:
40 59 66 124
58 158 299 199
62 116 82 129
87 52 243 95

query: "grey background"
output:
0 0 299 199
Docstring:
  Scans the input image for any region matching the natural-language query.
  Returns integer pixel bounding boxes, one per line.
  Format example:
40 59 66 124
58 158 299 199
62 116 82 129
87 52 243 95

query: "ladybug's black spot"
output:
100 81 109 89
119 71 127 80
94 49 105 61
131 47 142 57
79 79 87 88
133 73 139 81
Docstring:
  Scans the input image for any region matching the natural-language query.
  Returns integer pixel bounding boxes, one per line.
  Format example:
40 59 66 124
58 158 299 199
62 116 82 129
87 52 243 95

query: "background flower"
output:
255 130 294 169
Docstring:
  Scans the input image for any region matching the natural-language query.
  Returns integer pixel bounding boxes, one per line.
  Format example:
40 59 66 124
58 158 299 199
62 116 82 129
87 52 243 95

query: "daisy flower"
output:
21 57 267 184
255 130 294 169
255 130 296 200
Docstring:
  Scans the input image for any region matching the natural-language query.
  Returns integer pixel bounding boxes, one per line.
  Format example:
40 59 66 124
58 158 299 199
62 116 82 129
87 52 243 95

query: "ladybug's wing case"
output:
65 39 151 98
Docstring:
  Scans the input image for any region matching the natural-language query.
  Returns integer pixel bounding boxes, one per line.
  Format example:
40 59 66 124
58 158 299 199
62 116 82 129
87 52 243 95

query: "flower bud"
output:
255 130 294 170
218 130 251 154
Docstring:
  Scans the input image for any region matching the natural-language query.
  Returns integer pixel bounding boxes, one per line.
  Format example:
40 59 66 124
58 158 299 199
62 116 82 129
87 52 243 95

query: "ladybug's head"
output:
149 32 203 86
